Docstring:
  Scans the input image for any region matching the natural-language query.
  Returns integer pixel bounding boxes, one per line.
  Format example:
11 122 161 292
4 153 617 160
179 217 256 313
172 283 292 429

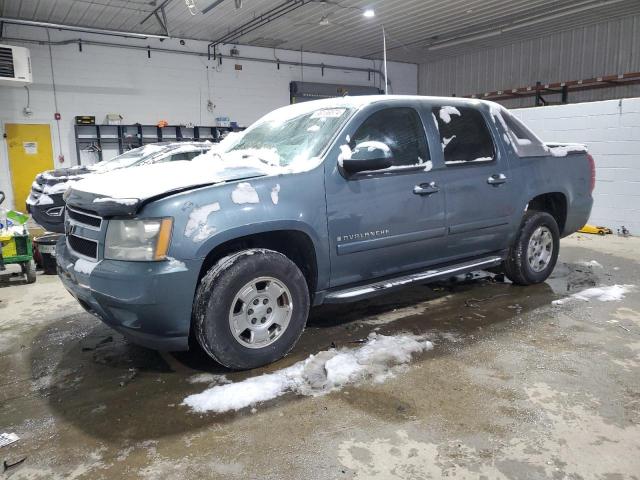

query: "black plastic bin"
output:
34 233 63 275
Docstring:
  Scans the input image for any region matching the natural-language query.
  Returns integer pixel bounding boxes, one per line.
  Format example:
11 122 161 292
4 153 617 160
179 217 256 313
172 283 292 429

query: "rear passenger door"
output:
432 104 514 258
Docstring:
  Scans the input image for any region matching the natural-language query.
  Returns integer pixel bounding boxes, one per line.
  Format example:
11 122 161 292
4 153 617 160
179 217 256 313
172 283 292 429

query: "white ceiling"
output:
1 0 638 63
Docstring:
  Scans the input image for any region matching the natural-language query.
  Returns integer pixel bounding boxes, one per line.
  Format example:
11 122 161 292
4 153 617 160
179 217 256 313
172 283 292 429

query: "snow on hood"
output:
40 165 91 182
70 152 282 201
37 168 90 197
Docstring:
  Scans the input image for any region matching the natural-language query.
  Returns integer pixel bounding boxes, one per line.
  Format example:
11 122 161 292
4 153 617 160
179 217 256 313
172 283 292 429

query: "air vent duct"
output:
0 45 32 86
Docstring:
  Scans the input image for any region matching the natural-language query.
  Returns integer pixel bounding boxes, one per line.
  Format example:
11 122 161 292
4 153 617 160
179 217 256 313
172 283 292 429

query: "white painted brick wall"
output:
513 98 640 234
0 26 417 209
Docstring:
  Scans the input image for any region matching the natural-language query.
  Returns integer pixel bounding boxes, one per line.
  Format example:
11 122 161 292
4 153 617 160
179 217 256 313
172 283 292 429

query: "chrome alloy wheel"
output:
228 276 293 349
527 226 553 273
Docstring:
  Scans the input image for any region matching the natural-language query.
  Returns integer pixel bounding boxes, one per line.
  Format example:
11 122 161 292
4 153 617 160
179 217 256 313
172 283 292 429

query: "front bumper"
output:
56 238 201 351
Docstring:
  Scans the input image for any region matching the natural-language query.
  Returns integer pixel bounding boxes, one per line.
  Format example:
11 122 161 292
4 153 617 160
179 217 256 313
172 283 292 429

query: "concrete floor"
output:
1 234 639 479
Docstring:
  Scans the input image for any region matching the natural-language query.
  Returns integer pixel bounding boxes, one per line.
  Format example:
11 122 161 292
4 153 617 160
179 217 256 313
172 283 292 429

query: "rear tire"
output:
504 211 559 286
193 249 310 370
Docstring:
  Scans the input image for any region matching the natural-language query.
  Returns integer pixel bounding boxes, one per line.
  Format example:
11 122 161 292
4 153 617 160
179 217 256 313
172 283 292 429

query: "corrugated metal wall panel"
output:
418 15 640 107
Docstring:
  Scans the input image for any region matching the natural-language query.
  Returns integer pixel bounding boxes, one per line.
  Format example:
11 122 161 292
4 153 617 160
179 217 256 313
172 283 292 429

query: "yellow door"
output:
5 123 54 211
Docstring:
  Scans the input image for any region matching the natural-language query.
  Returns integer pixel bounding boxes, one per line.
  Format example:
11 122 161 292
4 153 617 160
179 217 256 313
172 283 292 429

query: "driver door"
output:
325 105 447 287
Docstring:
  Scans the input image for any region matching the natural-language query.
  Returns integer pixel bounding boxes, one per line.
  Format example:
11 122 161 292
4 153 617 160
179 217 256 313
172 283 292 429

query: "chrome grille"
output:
65 206 103 261
67 206 102 229
68 234 98 259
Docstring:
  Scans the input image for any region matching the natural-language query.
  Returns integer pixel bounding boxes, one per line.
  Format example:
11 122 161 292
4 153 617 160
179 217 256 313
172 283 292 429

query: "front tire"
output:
504 211 560 286
193 249 310 370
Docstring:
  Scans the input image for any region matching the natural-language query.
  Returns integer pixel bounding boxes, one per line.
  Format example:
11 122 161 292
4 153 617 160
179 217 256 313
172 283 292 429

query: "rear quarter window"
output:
498 110 549 157
432 106 495 166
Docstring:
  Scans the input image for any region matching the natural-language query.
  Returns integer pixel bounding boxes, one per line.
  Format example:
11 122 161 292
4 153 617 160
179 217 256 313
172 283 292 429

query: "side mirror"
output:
341 141 393 174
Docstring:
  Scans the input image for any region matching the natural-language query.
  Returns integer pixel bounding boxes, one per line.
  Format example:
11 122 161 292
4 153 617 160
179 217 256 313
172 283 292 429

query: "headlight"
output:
105 218 173 261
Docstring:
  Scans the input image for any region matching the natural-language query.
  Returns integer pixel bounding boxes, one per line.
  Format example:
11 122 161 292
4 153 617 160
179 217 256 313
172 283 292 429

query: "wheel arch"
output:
527 192 568 235
196 224 320 299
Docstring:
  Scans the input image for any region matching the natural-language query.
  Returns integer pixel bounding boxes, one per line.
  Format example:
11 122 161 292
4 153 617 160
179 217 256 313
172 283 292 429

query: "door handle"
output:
487 173 507 185
413 182 440 195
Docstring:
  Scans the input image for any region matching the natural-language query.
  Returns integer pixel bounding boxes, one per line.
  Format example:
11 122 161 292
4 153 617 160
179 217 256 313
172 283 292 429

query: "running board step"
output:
324 256 503 303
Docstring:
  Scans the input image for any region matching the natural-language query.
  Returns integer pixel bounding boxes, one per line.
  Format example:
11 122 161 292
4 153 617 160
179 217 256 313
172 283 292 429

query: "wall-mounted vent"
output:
0 45 32 86
0 47 16 78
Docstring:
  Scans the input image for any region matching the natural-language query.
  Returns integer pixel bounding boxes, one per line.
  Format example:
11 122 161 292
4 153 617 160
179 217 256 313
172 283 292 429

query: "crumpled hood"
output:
37 166 92 184
66 158 275 216
36 166 91 191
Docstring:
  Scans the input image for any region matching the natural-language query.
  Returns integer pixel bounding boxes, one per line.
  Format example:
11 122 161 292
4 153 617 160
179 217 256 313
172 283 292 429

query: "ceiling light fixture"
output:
425 0 628 52
185 0 198 15
363 9 375 18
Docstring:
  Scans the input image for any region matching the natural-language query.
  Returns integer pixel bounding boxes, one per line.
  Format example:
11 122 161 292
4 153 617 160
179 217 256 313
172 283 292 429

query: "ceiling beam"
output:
140 0 172 36
209 0 311 50
0 16 170 39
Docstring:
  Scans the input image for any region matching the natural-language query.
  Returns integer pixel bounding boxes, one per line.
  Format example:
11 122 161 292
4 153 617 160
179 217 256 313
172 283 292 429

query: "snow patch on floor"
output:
231 182 259 204
182 332 433 414
553 285 634 305
187 373 230 385
577 260 603 268
184 202 220 242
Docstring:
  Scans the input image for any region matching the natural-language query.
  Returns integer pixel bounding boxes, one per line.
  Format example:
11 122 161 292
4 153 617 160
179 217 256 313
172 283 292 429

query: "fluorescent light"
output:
363 9 375 18
428 30 501 51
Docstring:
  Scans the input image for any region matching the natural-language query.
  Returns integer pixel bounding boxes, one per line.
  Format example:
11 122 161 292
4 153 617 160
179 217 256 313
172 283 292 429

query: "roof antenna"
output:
382 25 388 95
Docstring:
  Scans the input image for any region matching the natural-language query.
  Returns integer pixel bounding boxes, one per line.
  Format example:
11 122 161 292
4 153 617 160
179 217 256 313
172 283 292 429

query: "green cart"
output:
0 191 37 284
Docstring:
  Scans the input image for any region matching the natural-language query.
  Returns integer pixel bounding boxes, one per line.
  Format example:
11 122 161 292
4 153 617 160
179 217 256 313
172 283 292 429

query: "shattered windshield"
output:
224 105 354 168
90 144 167 172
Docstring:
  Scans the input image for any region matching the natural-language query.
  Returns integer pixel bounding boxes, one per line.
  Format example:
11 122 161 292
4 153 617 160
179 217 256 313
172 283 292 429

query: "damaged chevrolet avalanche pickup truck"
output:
56 96 594 369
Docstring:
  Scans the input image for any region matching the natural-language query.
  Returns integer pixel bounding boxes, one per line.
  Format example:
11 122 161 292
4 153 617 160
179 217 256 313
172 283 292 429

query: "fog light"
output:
46 206 65 217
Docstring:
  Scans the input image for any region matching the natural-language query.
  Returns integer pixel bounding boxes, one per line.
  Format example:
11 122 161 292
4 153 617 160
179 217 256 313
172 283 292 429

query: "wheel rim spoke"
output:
228 276 293 349
527 225 554 272
250 328 270 345
231 308 250 333
238 284 258 303
264 281 286 301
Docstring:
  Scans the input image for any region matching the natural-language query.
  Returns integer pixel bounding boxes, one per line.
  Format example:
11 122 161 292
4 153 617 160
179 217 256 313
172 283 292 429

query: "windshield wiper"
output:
240 153 277 166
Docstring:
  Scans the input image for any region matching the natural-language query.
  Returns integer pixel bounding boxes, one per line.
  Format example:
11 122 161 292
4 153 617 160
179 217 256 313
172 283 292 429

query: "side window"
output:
350 108 430 167
499 110 548 158
502 112 533 142
432 106 495 165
